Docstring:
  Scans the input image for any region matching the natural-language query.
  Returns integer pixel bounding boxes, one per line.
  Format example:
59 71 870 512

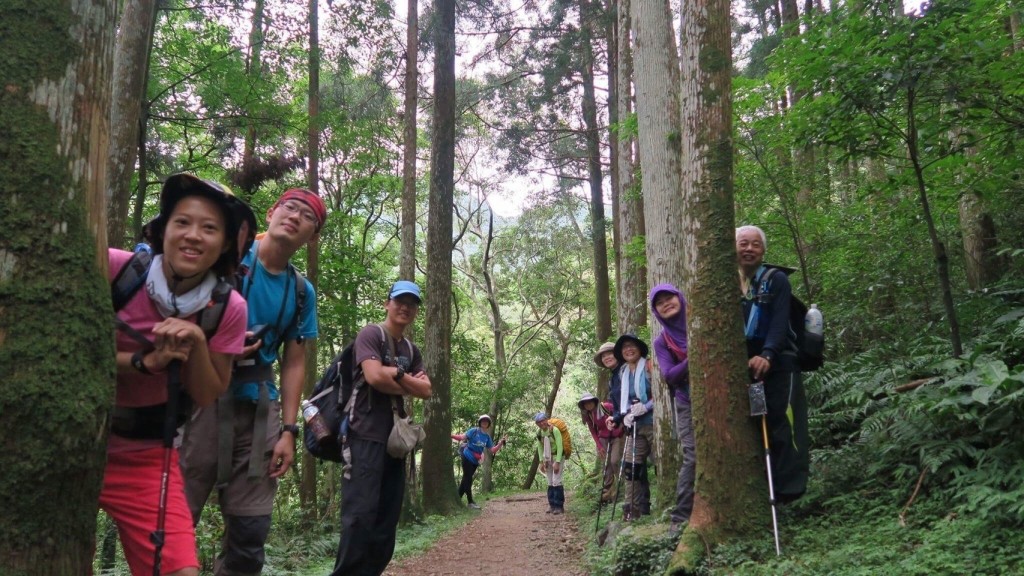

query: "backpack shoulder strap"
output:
758 266 779 295
286 264 309 343
196 279 234 340
111 250 152 312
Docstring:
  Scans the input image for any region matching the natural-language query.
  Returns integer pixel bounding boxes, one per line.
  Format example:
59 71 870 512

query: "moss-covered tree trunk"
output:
0 0 116 572
671 0 766 570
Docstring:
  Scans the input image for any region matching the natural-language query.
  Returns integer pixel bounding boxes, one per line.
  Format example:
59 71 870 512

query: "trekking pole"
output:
152 360 182 576
749 381 781 556
627 421 638 520
608 433 627 522
594 442 614 534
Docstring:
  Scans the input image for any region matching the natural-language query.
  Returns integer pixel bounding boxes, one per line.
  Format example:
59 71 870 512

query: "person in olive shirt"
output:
332 280 432 576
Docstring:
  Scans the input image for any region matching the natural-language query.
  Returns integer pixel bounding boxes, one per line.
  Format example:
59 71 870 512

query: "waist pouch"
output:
110 400 189 440
231 363 278 402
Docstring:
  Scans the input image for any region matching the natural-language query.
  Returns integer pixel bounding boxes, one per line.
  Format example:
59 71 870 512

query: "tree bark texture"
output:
606 0 623 324
400 0 419 282
421 0 461 514
581 0 614 390
106 0 158 249
240 0 266 192
670 0 767 569
300 0 321 516
615 0 648 335
0 0 116 572
632 0 685 512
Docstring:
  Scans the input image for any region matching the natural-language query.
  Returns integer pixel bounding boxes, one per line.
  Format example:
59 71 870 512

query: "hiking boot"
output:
546 507 554 514
468 503 481 510
552 508 564 515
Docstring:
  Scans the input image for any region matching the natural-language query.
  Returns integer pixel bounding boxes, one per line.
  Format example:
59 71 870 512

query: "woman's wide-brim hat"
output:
577 393 598 409
593 341 616 367
614 333 649 363
145 173 257 265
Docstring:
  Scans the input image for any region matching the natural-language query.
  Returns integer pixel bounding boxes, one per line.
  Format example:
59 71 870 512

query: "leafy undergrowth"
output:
698 493 1024 575
577 490 1024 576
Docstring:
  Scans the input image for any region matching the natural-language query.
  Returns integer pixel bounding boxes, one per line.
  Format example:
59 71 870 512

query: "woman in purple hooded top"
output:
650 283 694 531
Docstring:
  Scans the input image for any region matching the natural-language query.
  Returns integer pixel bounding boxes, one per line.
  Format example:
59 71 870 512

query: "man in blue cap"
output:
333 280 432 576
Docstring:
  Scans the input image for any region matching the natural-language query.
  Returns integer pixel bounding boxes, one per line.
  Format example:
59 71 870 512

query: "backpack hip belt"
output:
231 362 275 383
111 404 186 440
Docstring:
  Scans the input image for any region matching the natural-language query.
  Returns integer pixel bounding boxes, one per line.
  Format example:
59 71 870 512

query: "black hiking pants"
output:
332 438 405 576
459 458 479 504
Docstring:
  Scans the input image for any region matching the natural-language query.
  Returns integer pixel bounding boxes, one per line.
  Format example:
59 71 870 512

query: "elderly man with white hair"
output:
736 225 809 503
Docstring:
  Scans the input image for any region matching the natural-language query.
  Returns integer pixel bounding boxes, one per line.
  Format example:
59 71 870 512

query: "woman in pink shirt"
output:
100 174 254 576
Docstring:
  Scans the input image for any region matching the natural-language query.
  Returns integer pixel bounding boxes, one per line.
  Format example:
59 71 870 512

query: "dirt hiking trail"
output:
383 492 589 576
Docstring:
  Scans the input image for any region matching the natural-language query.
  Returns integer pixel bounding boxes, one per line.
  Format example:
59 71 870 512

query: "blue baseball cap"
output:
533 412 548 423
389 280 422 302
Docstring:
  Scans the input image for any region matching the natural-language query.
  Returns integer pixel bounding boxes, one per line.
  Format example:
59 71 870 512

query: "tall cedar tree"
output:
633 0 686 512
670 0 768 569
421 0 462 513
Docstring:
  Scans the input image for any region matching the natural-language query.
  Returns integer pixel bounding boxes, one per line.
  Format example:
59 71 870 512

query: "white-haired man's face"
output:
736 228 766 270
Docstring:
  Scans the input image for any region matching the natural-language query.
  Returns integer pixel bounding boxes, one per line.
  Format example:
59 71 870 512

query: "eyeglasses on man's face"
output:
279 201 318 226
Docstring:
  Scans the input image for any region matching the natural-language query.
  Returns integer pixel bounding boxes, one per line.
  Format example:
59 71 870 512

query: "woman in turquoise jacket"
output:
451 415 507 509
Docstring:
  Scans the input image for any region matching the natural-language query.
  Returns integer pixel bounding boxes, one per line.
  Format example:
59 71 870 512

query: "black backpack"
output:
304 343 355 462
304 325 410 461
755 267 824 372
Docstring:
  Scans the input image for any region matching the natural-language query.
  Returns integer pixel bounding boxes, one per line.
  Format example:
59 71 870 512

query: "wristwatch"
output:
131 350 153 375
281 424 300 438
394 366 405 382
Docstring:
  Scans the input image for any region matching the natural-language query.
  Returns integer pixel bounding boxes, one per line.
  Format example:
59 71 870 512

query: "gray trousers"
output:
671 396 696 523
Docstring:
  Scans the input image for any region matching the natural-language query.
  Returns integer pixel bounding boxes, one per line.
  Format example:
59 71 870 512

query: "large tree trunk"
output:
107 0 158 248
633 0 685 515
614 0 647 334
421 0 461 515
299 0 321 517
582 0 613 400
0 0 116 571
959 191 1002 290
606 0 622 340
399 0 424 523
400 0 419 282
670 0 766 569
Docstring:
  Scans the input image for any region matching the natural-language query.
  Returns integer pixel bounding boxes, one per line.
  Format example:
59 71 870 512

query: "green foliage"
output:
692 494 1024 575
804 293 1024 526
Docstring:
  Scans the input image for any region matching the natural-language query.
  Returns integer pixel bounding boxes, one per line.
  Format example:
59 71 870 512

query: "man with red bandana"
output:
181 187 326 575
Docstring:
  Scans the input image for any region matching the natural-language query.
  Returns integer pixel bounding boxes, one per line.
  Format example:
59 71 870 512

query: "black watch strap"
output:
394 367 405 382
131 350 153 375
282 424 300 437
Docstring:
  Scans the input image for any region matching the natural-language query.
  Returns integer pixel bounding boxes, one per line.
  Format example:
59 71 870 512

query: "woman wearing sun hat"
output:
99 173 253 576
451 414 507 509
